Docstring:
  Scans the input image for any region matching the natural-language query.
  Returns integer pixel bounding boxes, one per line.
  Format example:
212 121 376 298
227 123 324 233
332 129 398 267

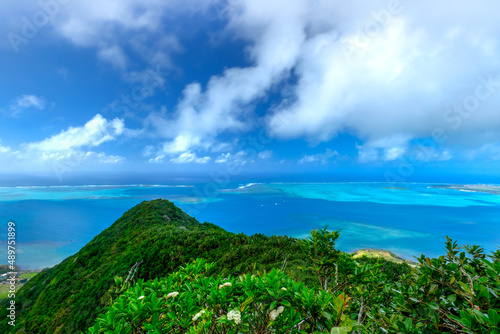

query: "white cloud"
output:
170 151 211 164
9 94 46 115
152 0 500 160
4 0 500 168
148 154 165 163
0 114 128 173
298 148 339 164
26 114 124 152
46 0 215 71
38 150 124 164
214 150 249 165
97 45 128 70
0 141 11 153
215 152 231 163
266 1 500 151
383 147 407 161
258 150 272 160
150 0 308 153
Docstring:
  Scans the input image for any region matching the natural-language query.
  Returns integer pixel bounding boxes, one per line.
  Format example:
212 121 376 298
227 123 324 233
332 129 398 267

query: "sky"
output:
1 0 500 185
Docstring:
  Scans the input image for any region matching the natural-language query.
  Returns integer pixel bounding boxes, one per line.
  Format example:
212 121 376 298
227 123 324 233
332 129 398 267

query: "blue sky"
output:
1 0 500 185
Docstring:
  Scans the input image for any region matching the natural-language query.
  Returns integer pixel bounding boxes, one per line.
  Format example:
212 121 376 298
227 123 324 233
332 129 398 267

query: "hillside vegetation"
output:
0 199 309 333
1 199 499 333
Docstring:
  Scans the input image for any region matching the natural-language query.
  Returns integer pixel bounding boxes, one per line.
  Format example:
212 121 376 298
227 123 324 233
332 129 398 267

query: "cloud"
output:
150 0 308 153
0 114 127 175
45 0 214 71
97 45 128 70
266 1 500 152
38 150 124 164
170 151 211 164
0 114 128 174
0 141 11 153
383 147 407 161
215 152 231 163
151 0 500 162
258 150 272 160
9 94 46 116
298 149 339 164
3 0 500 169
148 154 165 164
26 114 124 152
214 150 249 165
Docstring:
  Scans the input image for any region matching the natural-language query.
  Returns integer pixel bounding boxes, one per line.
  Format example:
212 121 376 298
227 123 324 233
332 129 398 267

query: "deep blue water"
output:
0 183 499 269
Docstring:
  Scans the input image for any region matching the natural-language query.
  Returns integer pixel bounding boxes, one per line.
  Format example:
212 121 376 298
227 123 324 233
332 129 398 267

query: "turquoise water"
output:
0 182 499 269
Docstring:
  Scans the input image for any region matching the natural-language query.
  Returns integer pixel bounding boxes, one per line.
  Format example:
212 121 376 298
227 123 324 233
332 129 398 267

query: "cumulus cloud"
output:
264 0 500 154
9 94 46 116
26 114 124 152
149 0 308 153
0 115 125 174
152 0 500 162
4 0 500 168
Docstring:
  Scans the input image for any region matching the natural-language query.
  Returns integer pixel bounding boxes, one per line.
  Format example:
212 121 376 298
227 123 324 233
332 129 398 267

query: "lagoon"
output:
0 182 499 269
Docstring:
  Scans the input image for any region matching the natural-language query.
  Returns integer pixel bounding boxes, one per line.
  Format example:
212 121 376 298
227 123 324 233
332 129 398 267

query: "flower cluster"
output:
269 306 285 321
192 310 205 321
227 310 241 324
218 282 232 290
166 291 179 299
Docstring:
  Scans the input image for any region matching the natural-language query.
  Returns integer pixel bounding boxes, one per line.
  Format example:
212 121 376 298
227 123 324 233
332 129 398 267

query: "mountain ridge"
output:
0 199 306 333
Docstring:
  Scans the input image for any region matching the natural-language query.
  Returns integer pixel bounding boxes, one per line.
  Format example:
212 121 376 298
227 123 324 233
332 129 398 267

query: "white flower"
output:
192 310 205 321
227 310 241 324
218 282 232 290
138 295 145 300
280 287 287 291
269 306 285 321
166 291 179 299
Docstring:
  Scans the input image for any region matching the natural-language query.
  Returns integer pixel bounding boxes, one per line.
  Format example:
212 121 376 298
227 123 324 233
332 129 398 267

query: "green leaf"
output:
488 309 500 326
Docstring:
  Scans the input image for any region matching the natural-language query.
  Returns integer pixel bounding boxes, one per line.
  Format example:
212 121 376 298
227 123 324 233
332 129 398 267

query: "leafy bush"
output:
88 259 354 334
89 228 500 334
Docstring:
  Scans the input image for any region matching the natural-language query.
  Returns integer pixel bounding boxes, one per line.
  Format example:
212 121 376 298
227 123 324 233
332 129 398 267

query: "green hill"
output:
2 199 498 333
0 199 309 333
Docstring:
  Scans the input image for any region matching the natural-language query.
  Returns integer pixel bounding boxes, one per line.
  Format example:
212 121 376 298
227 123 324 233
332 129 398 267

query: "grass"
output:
352 248 416 265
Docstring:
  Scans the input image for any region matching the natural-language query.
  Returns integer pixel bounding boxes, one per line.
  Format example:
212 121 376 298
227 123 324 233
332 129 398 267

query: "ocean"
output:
1 182 499 270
